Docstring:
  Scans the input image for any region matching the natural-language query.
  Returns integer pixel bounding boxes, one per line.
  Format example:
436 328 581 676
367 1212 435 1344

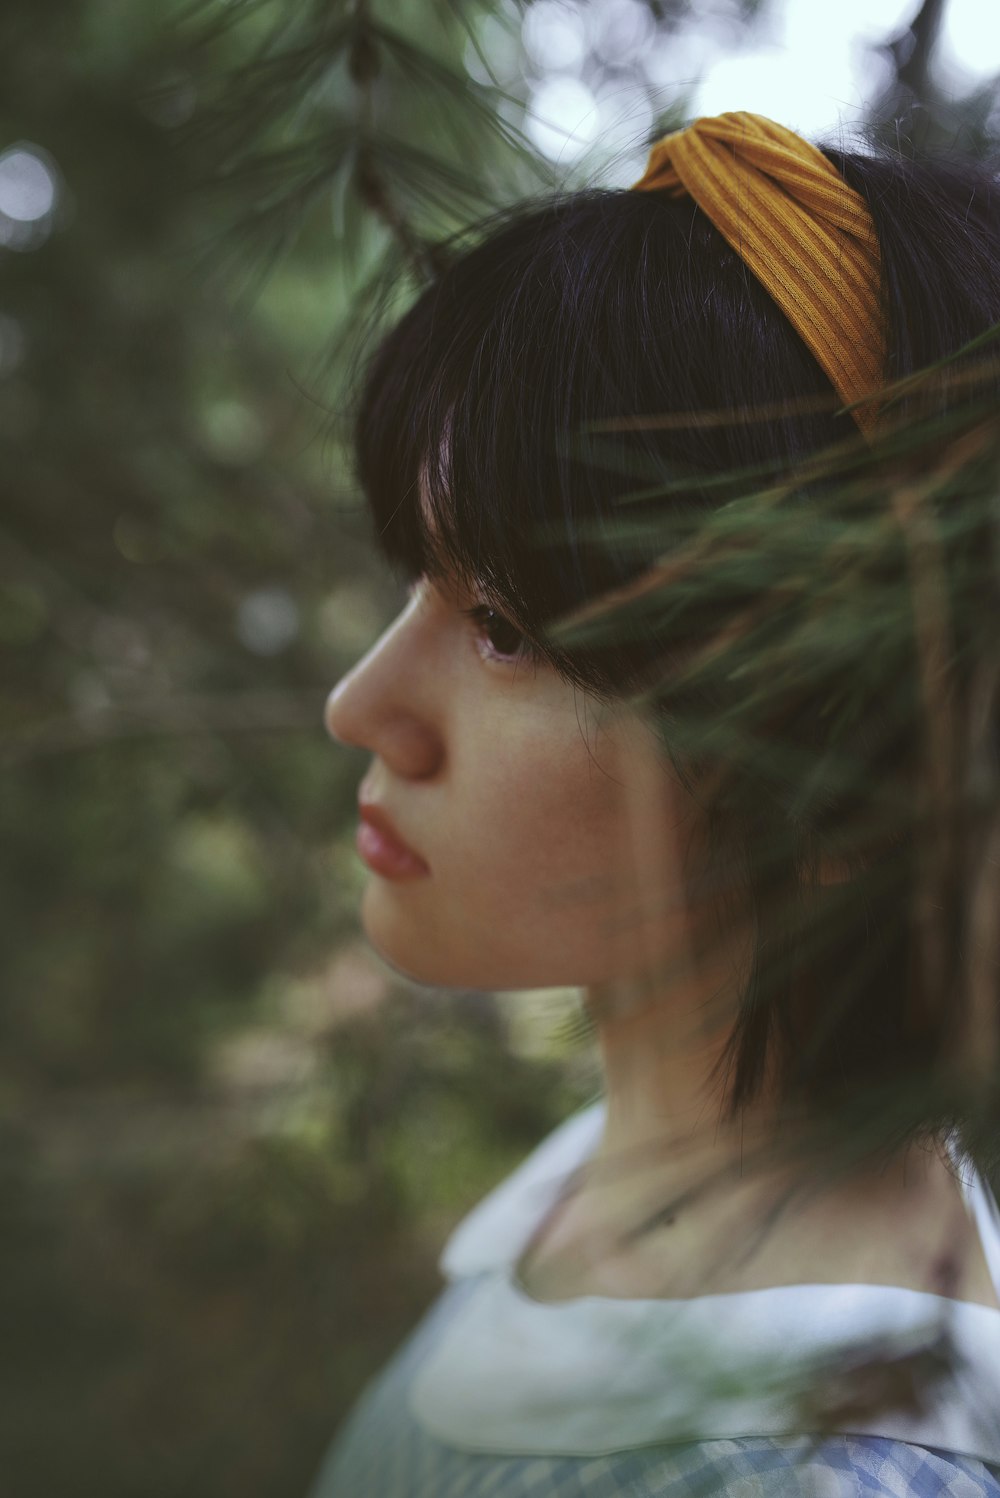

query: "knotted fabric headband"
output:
631 111 886 435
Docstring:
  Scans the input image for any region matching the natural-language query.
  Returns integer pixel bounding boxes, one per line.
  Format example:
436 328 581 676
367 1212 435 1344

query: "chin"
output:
358 883 527 991
359 883 454 987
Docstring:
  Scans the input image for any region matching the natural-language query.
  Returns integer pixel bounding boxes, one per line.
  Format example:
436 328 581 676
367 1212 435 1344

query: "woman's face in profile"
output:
326 573 724 993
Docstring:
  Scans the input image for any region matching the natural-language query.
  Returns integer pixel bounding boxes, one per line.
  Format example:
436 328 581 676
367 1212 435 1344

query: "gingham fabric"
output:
309 1277 1000 1496
309 1106 1000 1497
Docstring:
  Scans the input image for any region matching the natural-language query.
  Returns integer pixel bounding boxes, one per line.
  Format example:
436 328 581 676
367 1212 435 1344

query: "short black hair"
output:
353 139 1000 1133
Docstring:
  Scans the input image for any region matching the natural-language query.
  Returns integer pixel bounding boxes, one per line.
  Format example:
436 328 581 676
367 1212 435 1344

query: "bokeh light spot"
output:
236 587 300 656
522 1 587 73
0 146 56 221
588 0 655 65
526 76 600 161
0 142 60 251
200 399 264 464
941 0 1000 78
318 581 386 658
696 48 862 135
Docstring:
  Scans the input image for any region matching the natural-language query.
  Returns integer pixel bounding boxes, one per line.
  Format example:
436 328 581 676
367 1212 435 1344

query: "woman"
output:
312 114 1000 1494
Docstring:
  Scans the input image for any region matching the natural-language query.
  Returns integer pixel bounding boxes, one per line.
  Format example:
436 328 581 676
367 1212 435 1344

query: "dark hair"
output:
352 138 1000 1137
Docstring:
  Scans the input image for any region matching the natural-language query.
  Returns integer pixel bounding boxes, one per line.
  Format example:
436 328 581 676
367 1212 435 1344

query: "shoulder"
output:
311 1426 1000 1498
634 1436 1000 1497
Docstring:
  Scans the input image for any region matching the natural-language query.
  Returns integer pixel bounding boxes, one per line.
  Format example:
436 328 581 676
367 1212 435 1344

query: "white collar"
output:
440 1100 607 1279
411 1102 1000 1461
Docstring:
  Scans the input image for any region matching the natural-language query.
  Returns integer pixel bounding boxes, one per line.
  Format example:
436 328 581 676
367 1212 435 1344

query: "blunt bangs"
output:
353 188 852 688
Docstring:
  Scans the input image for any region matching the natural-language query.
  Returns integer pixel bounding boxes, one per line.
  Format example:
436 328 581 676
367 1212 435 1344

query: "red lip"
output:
356 802 430 880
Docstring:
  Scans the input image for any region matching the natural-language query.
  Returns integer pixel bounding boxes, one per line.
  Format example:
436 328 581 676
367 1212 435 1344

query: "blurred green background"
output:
1 1 997 1494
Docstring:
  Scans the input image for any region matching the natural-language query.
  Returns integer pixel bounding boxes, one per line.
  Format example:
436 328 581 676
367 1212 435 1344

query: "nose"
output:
325 597 444 781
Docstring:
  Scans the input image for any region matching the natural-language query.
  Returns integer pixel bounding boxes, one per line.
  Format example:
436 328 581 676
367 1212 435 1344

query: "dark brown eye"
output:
483 610 525 658
463 606 527 661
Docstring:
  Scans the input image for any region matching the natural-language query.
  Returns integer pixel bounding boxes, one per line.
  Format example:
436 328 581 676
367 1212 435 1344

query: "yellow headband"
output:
631 111 886 435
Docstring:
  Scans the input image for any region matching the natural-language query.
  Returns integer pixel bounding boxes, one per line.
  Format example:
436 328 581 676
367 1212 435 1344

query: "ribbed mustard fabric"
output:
631 111 886 435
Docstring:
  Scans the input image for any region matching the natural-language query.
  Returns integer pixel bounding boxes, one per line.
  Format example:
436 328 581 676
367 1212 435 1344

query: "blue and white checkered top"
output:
309 1103 1000 1496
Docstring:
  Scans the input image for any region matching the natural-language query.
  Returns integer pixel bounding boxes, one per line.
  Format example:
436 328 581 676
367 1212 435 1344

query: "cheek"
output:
380 719 701 990
458 716 630 888
505 753 698 981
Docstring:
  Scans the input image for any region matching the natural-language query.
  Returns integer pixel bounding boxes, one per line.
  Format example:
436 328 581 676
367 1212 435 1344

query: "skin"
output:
326 572 1000 1309
326 572 741 994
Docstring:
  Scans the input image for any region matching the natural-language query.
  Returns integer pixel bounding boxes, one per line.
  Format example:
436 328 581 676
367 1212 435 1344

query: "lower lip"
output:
356 821 430 881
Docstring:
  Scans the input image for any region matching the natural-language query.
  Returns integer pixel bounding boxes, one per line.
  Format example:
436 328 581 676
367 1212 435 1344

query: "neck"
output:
579 970 944 1244
580 961 786 1216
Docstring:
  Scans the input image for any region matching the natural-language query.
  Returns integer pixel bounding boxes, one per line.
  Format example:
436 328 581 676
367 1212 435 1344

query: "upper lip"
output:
358 799 427 865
